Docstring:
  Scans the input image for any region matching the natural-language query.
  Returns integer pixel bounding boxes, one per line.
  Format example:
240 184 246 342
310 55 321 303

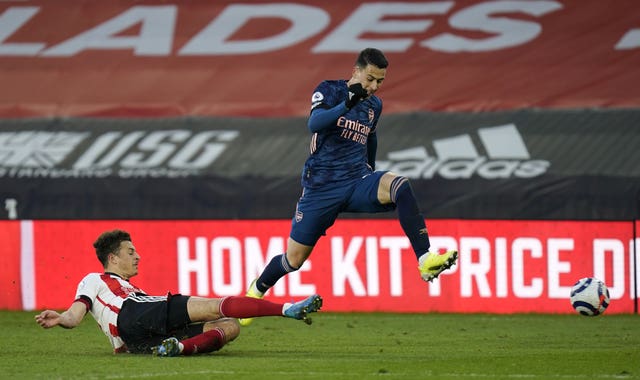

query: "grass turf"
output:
4 310 639 379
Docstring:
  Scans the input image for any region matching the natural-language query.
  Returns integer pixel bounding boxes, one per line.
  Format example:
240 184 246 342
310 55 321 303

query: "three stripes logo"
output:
377 124 550 179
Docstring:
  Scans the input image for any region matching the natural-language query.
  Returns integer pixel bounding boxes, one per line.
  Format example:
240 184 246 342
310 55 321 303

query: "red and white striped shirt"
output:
74 272 146 353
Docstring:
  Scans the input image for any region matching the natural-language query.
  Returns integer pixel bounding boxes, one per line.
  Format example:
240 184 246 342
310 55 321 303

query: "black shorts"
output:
117 293 204 354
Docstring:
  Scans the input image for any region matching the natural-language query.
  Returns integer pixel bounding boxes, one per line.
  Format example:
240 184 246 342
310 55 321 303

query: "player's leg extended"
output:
183 295 321 322
379 172 458 282
183 291 323 328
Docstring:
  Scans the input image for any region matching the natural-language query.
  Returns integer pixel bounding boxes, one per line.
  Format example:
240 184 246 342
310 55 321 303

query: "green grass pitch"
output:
4 310 639 379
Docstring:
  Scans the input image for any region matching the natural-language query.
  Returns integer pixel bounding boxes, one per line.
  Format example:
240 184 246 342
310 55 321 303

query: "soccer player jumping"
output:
240 48 457 326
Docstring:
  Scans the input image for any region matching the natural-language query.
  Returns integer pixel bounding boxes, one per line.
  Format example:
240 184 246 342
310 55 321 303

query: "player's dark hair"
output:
93 229 132 267
355 48 388 69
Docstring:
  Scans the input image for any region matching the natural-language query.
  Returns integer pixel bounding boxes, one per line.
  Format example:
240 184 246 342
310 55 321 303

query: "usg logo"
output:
376 124 550 179
0 129 239 178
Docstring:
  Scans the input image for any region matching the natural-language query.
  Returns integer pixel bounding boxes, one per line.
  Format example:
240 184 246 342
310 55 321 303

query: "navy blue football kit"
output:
243 50 458 313
291 79 393 246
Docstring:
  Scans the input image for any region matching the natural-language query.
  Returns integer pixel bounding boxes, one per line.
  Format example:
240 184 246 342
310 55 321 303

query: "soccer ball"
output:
569 277 610 316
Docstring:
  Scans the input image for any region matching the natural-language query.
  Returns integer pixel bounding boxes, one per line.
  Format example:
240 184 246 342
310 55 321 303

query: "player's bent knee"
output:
206 318 240 341
378 172 408 204
224 319 241 341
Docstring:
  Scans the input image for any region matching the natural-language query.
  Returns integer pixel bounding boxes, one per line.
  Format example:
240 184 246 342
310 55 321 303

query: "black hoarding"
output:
1 109 639 220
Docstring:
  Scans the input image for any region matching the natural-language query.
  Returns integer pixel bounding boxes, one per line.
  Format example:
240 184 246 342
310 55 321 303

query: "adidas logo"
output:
376 124 550 179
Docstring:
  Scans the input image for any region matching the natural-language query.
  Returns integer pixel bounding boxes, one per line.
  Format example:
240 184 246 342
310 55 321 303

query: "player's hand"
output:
345 83 367 109
35 310 61 329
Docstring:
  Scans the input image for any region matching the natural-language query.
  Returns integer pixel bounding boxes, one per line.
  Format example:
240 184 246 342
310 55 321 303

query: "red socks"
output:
180 328 226 355
219 296 282 318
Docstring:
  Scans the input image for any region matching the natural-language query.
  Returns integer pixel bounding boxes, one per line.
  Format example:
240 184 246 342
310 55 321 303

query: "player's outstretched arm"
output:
35 301 86 329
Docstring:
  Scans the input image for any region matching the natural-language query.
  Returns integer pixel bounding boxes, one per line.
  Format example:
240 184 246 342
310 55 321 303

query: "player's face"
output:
110 241 140 279
352 64 386 97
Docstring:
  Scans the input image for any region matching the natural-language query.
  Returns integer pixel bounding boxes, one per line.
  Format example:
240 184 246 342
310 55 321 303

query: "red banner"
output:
1 219 637 314
0 221 21 310
0 1 639 118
